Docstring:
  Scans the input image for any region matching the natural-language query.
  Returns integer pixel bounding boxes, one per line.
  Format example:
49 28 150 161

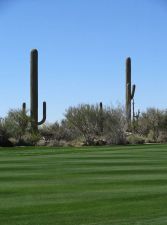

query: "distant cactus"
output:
99 102 103 133
22 49 46 132
22 102 26 114
125 57 136 127
100 102 103 111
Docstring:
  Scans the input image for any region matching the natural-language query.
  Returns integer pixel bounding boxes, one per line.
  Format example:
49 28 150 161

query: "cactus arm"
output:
131 84 136 99
38 101 46 125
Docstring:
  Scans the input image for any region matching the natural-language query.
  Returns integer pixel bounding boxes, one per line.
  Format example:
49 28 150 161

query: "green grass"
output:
1 145 167 225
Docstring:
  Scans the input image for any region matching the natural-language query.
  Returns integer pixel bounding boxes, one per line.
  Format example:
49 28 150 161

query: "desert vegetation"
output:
0 51 166 147
1 104 167 147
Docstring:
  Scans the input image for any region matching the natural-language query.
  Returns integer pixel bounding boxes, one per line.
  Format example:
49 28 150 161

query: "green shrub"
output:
0 119 13 147
65 104 126 145
23 132 41 146
157 131 167 143
146 130 156 143
126 134 145 144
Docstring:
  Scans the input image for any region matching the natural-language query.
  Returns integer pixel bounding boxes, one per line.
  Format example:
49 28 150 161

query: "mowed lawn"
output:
1 145 167 225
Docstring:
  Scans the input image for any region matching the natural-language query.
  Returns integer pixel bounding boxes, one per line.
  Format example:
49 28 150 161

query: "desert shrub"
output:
22 132 41 146
103 106 126 144
146 130 156 143
126 134 145 144
46 139 70 147
0 118 13 147
4 105 167 147
40 120 79 145
157 131 167 143
65 104 103 145
39 123 54 142
136 108 167 142
0 109 41 146
65 104 126 145
14 132 41 146
4 109 30 143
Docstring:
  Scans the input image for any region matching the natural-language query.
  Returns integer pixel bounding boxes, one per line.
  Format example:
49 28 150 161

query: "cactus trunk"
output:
125 57 136 130
126 57 132 125
22 102 26 114
30 49 38 131
99 102 103 133
29 49 46 132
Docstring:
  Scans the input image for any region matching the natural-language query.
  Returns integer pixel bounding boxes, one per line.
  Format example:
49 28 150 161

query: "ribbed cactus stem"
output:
100 102 103 110
22 102 26 114
21 49 46 132
30 49 38 131
99 102 103 133
126 57 136 128
30 49 46 132
126 57 132 124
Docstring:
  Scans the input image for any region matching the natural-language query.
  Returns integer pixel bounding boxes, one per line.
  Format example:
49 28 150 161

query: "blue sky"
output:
0 0 167 122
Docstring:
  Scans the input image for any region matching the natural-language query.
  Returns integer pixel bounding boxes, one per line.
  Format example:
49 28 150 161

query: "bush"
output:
4 109 31 144
5 105 167 147
22 132 41 146
39 120 79 145
157 131 167 143
65 104 126 145
46 140 69 147
65 104 103 145
103 106 126 144
0 119 13 147
146 130 156 143
126 134 145 144
136 108 167 142
0 135 13 147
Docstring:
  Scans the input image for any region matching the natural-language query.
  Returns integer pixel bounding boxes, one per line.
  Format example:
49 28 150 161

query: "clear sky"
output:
0 0 167 122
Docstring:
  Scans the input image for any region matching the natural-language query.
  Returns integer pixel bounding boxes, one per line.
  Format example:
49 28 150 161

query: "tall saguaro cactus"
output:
125 57 136 128
22 49 46 132
99 102 104 133
30 49 46 131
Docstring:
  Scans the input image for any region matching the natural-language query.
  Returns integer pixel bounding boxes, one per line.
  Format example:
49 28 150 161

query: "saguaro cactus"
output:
22 102 26 114
22 49 46 132
30 49 46 131
99 102 103 133
125 57 136 127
